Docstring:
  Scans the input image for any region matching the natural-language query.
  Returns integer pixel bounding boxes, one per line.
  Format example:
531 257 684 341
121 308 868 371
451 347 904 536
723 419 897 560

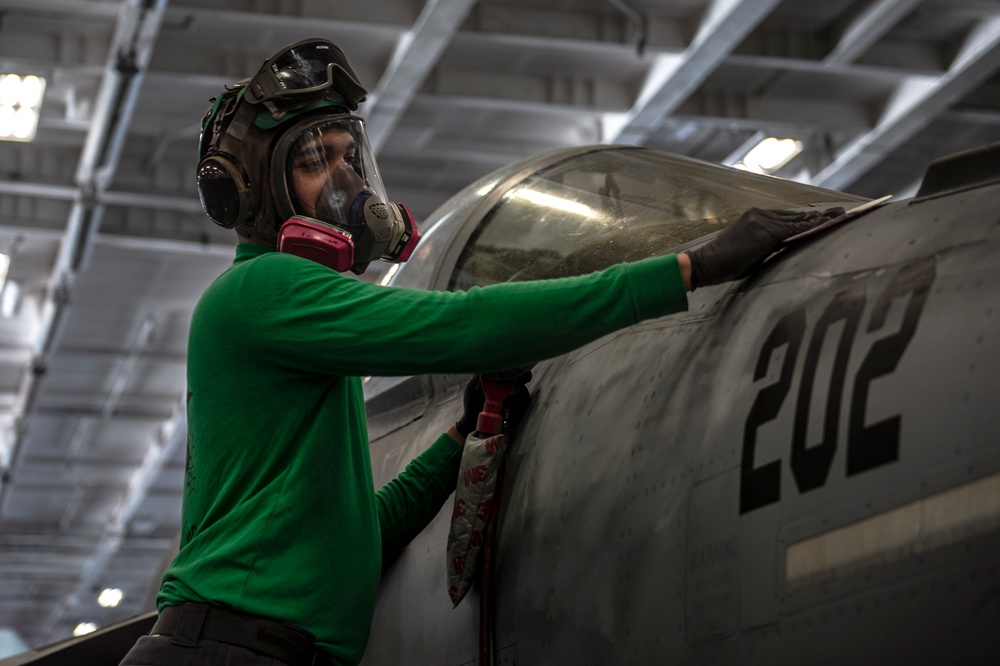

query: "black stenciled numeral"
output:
740 309 806 514
740 258 936 514
847 258 935 475
791 283 866 493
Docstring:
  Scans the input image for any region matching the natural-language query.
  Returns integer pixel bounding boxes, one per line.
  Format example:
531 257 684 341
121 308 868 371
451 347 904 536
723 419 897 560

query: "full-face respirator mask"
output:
195 38 420 274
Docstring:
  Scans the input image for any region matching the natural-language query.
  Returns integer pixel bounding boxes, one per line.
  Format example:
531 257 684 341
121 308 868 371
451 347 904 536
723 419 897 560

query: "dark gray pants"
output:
119 633 285 665
119 605 290 666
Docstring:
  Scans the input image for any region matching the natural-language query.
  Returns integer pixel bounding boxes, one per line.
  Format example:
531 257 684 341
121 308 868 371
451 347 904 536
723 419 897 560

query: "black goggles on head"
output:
242 38 368 112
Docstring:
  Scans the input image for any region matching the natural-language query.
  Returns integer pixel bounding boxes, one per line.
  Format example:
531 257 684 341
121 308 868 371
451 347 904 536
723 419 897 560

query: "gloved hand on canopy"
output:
685 206 844 290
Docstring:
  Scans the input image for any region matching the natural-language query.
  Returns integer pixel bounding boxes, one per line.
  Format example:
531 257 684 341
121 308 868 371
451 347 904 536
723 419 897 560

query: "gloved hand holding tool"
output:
448 370 533 666
455 375 485 439
455 372 533 439
448 371 532 610
685 206 844 289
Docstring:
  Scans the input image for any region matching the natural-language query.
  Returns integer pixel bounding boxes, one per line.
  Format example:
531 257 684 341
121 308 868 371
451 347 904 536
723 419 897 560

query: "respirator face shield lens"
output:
278 117 389 232
274 115 419 269
243 39 367 111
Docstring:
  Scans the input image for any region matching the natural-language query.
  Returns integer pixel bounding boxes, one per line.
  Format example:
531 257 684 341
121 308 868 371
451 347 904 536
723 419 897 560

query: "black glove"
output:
501 371 533 437
687 207 844 289
455 372 533 438
455 375 485 438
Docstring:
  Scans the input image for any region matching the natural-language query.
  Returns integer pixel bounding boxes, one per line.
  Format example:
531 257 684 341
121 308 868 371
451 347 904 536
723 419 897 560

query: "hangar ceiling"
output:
1 0 1000 651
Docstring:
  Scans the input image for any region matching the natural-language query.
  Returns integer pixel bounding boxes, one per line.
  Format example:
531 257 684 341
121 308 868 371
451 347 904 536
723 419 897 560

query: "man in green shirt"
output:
120 38 840 666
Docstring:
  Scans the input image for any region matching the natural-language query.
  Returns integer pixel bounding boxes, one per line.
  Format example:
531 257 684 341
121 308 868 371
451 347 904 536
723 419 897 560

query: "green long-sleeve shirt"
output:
158 242 687 664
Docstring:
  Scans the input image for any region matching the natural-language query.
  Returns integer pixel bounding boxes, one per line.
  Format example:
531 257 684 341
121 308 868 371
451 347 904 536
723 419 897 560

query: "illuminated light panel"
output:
72 622 97 637
0 74 46 142
786 472 1000 593
0 280 18 319
0 253 9 293
0 252 12 320
735 137 803 175
97 588 124 608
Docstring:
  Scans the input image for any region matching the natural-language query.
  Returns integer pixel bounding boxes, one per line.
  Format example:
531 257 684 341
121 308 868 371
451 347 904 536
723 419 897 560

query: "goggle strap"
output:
224 101 255 142
244 74 279 106
200 92 237 158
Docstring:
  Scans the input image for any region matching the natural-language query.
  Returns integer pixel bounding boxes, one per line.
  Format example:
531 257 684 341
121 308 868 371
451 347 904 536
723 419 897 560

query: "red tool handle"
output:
476 377 515 436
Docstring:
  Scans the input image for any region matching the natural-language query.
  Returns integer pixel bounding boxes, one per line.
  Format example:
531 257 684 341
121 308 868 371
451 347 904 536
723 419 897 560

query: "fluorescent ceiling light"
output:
0 253 9 293
97 588 124 608
0 280 19 319
72 622 97 637
735 137 803 175
0 255 17 319
0 74 45 142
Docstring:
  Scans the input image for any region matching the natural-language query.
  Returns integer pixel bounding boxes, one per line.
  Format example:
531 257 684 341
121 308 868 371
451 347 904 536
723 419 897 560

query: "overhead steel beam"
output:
0 180 204 214
75 1 166 193
823 0 923 66
0 223 233 258
100 189 202 213
364 0 478 154
727 49 944 77
25 405 176 420
154 0 664 64
0 536 172 552
810 15 1000 192
160 5 393 39
449 26 667 58
0 59 103 80
603 0 782 146
0 181 78 202
0 0 122 17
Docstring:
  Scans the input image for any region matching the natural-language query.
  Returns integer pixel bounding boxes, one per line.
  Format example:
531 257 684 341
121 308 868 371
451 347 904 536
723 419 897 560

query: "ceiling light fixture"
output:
72 622 97 637
0 280 19 319
735 137 803 175
0 74 46 142
97 588 124 608
0 253 10 295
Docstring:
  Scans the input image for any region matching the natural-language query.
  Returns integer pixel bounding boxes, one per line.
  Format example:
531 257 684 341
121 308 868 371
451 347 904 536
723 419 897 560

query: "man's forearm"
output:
676 252 692 291
446 424 466 447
